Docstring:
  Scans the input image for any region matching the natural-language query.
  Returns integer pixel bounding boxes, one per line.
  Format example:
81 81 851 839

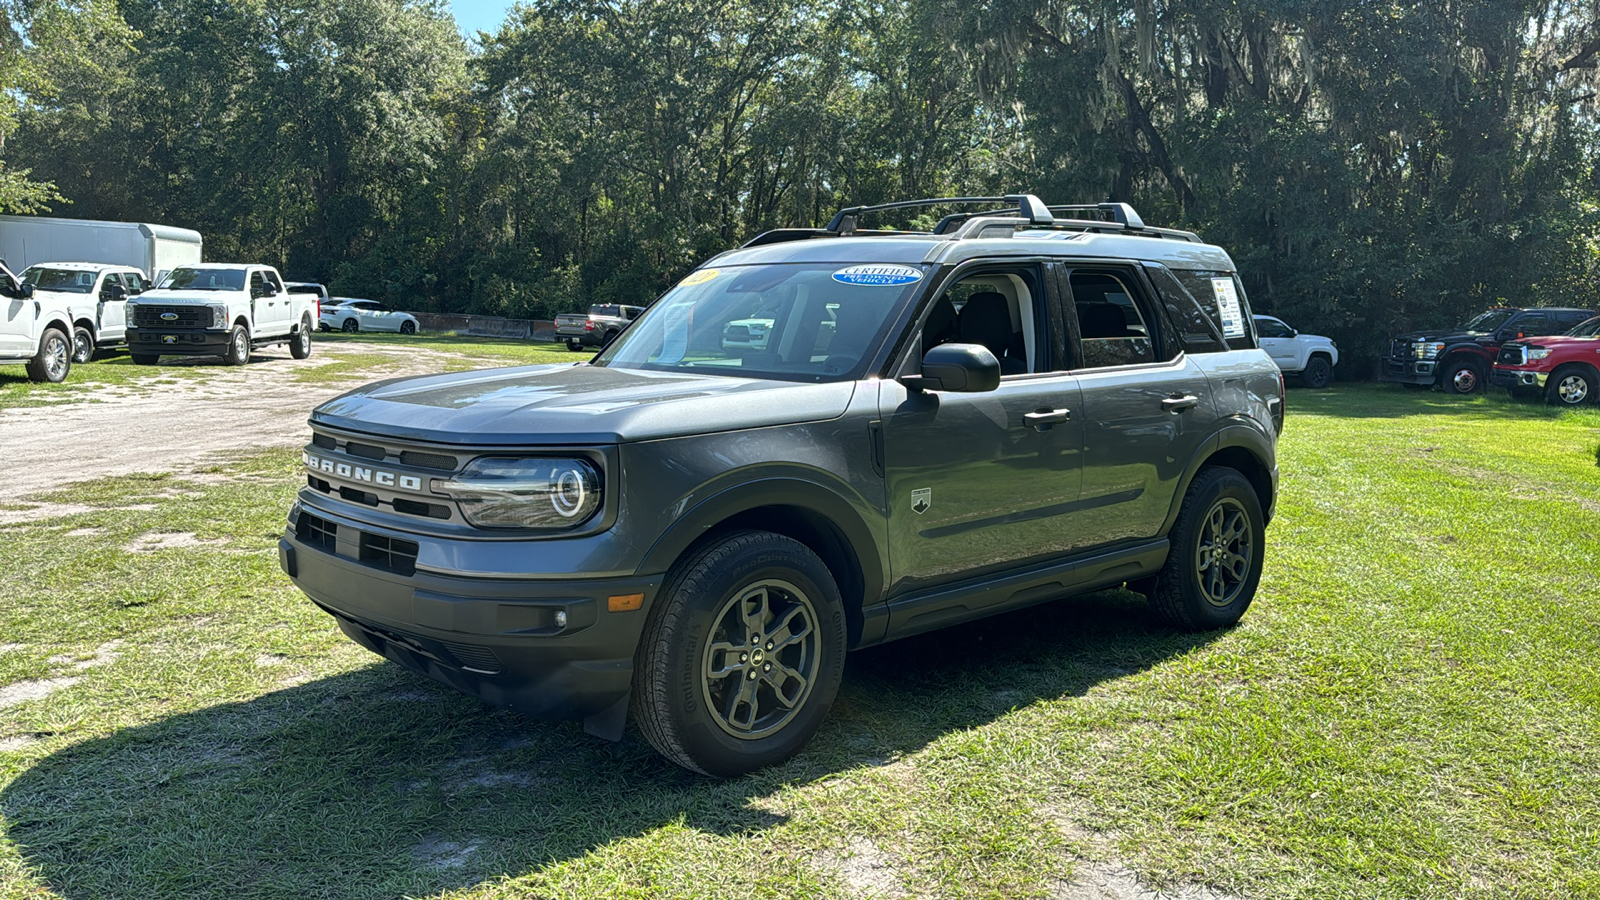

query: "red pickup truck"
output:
1491 315 1600 406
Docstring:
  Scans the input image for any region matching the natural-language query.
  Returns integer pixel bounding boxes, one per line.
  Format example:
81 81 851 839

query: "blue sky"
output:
449 0 517 40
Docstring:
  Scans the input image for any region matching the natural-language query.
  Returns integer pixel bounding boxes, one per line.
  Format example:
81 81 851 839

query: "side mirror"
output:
899 343 1001 393
17 282 35 300
105 284 128 301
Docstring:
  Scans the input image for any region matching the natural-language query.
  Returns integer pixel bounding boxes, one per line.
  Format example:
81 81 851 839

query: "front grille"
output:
296 512 337 551
311 433 336 450
400 450 458 471
1388 338 1409 359
346 441 386 460
359 533 418 575
134 305 213 328
393 498 451 519
1498 344 1526 366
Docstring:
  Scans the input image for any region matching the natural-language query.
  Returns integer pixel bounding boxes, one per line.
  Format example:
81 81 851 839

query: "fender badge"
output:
911 488 932 514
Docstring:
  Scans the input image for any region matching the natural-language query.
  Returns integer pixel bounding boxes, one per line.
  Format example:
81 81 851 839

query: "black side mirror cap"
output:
899 342 1002 393
107 284 128 300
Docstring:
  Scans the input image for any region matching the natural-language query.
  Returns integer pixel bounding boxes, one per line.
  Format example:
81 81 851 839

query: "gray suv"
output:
279 195 1283 776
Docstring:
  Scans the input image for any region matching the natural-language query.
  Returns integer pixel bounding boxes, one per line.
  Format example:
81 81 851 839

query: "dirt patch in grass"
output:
0 677 81 709
126 532 232 553
812 836 906 899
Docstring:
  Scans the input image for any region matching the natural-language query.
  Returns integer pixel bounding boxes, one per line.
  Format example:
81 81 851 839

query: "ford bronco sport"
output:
279 195 1283 776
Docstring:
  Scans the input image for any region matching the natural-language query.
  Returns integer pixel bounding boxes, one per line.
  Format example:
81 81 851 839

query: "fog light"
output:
554 610 568 628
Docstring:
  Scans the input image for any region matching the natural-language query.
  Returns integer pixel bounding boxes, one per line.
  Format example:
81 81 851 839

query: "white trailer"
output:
0 215 202 283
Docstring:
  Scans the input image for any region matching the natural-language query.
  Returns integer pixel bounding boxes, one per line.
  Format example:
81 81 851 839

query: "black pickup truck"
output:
554 303 645 351
1381 306 1595 394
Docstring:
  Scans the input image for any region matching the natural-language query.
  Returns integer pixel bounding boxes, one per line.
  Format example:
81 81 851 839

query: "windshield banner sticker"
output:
832 265 923 286
1211 277 1246 337
680 268 720 287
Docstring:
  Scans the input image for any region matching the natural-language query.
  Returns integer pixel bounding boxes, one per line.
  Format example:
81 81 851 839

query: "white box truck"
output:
0 215 202 284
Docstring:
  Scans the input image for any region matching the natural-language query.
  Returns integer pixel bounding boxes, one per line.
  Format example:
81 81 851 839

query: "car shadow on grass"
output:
1282 382 1589 421
1 588 1220 899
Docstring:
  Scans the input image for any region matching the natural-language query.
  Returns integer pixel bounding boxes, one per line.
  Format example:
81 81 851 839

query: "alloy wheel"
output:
700 579 821 739
1556 374 1589 404
1195 497 1253 608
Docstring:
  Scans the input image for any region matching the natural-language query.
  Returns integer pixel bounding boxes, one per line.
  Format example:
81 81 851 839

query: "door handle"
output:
1024 408 1071 430
1162 394 1200 412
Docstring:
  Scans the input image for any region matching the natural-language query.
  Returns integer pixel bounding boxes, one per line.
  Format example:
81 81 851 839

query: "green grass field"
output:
1 380 1597 899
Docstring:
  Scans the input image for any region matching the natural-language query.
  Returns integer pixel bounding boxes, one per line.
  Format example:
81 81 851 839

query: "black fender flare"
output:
1159 419 1279 534
634 475 887 631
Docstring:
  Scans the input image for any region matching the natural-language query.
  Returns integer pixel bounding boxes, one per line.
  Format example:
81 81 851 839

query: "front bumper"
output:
126 325 230 355
1379 357 1437 385
1490 367 1548 390
279 511 660 723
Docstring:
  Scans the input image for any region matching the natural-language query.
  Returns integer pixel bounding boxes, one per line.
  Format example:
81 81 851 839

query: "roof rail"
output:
739 194 1197 247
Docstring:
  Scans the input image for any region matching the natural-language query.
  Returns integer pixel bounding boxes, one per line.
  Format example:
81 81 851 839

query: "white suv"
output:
21 262 151 362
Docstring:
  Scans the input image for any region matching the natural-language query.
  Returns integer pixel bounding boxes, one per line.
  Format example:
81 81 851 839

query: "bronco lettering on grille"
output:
303 452 424 492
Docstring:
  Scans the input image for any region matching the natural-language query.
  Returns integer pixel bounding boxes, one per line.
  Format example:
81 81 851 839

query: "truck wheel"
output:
399 320 416 335
290 317 313 359
1149 467 1265 631
602 329 618 348
224 325 250 365
131 354 159 366
566 339 583 351
1442 359 1483 394
342 318 359 333
1547 367 1595 406
71 326 95 365
633 531 847 777
25 328 72 383
1301 355 1333 389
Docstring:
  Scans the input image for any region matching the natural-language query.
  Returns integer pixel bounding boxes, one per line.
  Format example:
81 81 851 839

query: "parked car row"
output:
1380 306 1599 405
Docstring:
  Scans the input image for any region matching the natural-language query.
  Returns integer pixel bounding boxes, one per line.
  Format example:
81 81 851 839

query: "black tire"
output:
632 531 848 777
399 319 417 335
290 317 313 359
566 339 584 352
342 317 359 333
1546 367 1596 406
131 354 159 366
317 322 331 332
224 324 250 366
602 329 618 348
1148 467 1265 631
71 326 95 365
1300 355 1333 389
25 328 72 383
1441 358 1484 395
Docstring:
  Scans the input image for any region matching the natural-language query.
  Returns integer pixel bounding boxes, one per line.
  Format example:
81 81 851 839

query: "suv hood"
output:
311 364 859 445
1519 334 1600 346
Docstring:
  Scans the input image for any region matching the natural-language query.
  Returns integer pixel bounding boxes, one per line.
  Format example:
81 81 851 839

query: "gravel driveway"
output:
0 342 475 508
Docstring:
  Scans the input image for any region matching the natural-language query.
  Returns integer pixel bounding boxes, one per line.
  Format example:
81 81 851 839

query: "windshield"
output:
594 262 927 382
160 267 244 291
1457 309 1515 333
21 267 96 293
1566 315 1600 337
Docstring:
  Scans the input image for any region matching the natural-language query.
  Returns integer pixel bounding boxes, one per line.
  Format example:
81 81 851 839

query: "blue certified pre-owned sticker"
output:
832 264 923 286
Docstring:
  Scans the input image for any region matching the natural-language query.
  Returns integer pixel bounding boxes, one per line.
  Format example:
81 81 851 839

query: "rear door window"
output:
1170 269 1257 349
1065 267 1174 369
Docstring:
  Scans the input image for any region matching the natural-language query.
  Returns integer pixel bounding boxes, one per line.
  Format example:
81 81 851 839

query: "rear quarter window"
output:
1171 269 1257 350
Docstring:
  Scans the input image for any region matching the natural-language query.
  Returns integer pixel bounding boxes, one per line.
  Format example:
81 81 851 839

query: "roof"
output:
20 261 140 272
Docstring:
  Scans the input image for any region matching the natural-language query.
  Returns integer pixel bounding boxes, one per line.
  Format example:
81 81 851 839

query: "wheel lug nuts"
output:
740 653 748 663
765 641 773 650
747 670 758 680
763 663 772 672
750 636 759 645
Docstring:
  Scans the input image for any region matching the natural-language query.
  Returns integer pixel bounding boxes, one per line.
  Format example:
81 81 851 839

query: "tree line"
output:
4 0 1598 371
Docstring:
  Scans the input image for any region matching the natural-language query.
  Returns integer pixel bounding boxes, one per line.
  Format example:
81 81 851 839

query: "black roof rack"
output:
740 193 1199 248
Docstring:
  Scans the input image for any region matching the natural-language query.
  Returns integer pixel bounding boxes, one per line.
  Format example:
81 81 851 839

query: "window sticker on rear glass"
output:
1211 277 1246 337
832 265 922 286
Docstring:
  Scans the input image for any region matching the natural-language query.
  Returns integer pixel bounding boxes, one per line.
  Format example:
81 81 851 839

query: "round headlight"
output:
438 457 602 530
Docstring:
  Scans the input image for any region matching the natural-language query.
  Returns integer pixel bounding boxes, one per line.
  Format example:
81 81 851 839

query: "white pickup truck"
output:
20 262 152 363
1 260 77 382
1254 314 1339 388
125 264 315 365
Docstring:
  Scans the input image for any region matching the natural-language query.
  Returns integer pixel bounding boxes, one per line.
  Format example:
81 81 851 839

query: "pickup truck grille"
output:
1497 343 1527 366
133 305 213 328
1388 338 1410 359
